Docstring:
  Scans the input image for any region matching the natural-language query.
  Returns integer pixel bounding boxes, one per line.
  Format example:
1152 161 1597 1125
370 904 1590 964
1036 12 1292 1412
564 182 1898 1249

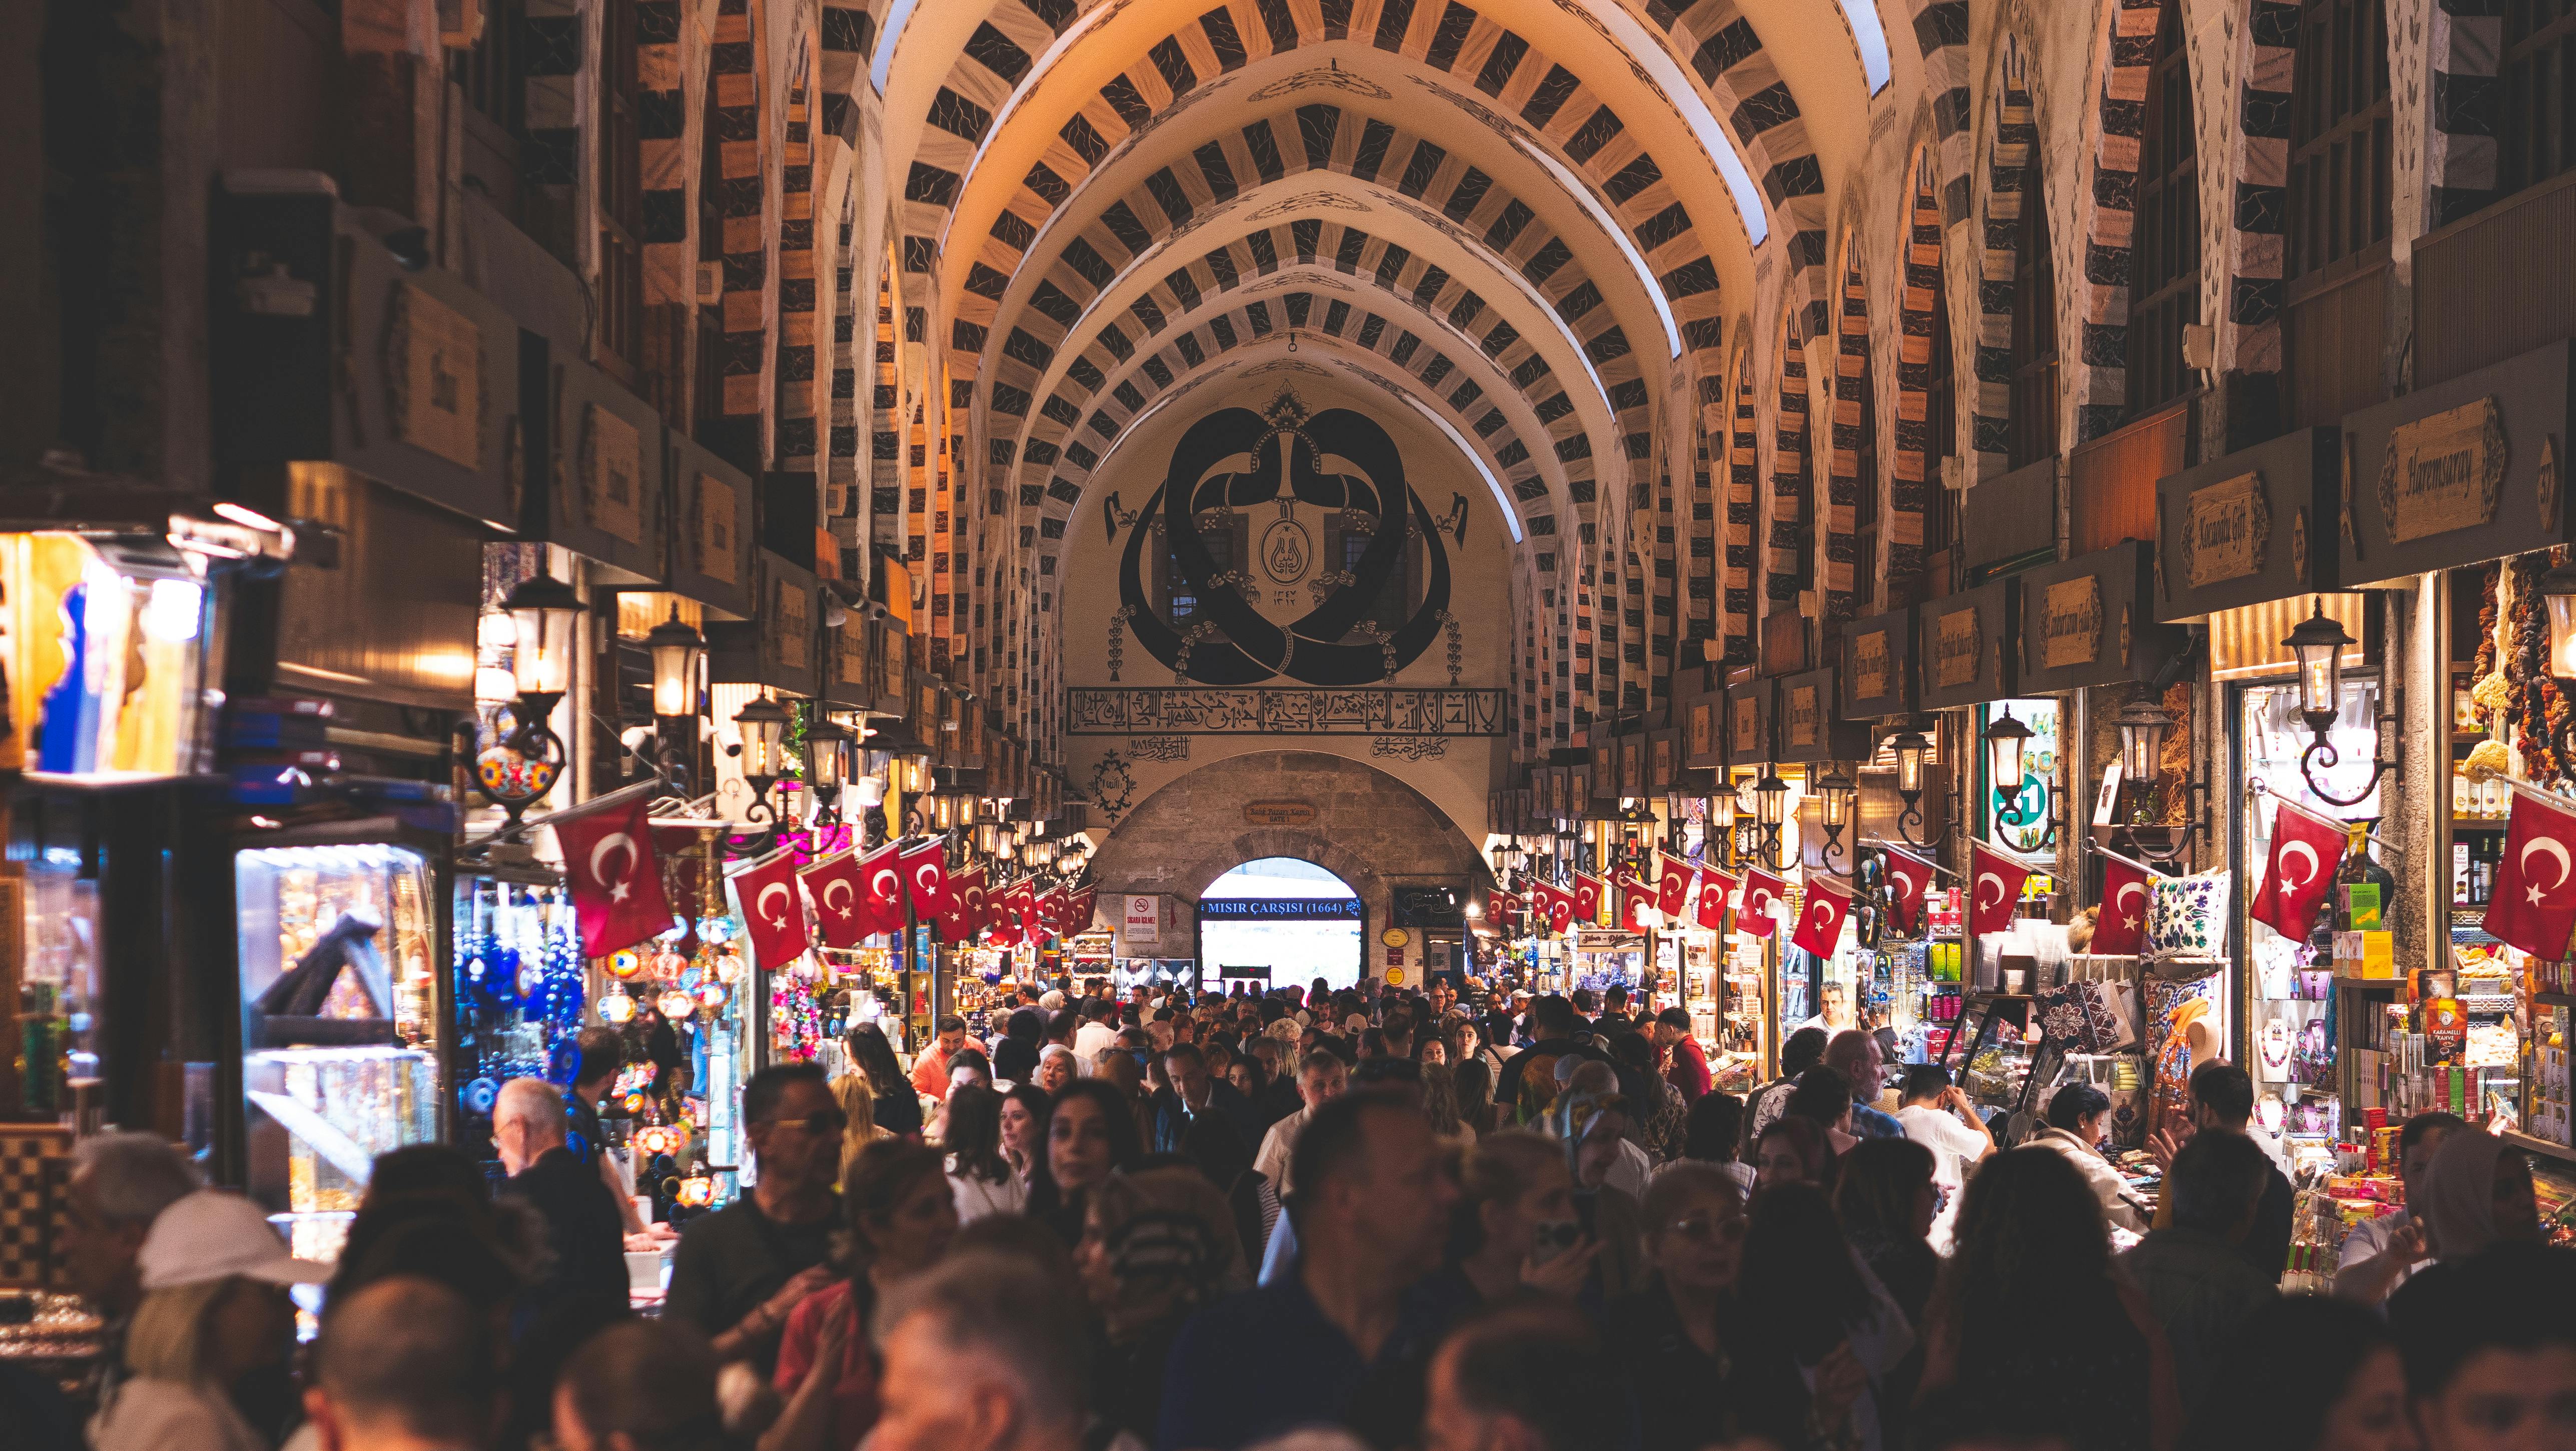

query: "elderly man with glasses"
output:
663 1062 846 1374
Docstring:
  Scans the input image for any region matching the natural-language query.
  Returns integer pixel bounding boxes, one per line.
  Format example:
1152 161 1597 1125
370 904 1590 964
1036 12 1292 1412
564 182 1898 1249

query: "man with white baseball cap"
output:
92 1190 332 1451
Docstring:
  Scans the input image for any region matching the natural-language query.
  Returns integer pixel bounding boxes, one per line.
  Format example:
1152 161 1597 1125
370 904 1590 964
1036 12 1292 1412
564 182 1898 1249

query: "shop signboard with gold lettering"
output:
2340 339 2575 587
1839 606 1915 718
530 352 667 584
1775 667 1871 764
2015 540 2189 693
1917 579 2016 710
1725 679 1775 767
707 552 819 696
665 431 757 620
2155 426 2340 622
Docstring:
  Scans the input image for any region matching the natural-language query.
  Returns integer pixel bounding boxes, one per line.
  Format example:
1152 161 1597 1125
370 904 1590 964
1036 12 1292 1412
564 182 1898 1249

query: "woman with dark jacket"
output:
843 1022 923 1139
1024 1079 1143 1247
1074 1167 1248 1442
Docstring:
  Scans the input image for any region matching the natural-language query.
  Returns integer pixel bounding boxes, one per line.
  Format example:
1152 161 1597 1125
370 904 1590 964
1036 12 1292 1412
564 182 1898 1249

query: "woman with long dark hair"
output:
1720 1180 1911 1451
1919 1147 2181 1451
842 1023 923 1139
1833 1136 1942 1328
942 1084 1025 1221
1076 1167 1250 1441
1026 1078 1142 1246
764 1139 956 1451
999 1082 1053 1190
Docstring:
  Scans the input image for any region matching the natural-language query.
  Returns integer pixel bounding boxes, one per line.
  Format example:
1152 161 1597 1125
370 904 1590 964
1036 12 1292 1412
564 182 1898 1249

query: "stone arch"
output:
1763 306 1809 618
1086 751 1489 920
1722 336 1757 665
1889 139 1947 598
1823 227 1868 624
1968 29 2037 483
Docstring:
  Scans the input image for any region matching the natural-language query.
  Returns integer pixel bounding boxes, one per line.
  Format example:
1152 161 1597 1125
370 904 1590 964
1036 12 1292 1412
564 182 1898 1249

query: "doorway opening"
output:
1195 858 1364 995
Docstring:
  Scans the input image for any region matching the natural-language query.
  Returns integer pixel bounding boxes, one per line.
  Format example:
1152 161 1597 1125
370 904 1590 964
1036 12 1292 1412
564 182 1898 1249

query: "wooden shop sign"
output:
2037 576 2105 671
769 576 811 673
579 402 645 546
1244 800 1316 827
1930 605 1981 689
2379 397 2506 543
387 281 486 473
696 472 739 585
2181 471 2268 587
1784 682 1821 750
1851 629 1892 703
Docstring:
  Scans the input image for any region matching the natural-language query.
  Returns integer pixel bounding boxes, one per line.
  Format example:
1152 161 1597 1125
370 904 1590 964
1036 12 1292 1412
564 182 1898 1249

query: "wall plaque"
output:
1244 800 1316 827
1064 688 1504 735
2038 577 2105 670
697 473 739 584
1687 702 1716 762
1852 629 1891 701
1786 684 1820 749
2379 396 2507 543
386 281 484 471
1931 607 1981 688
837 623 868 687
769 578 810 672
1732 695 1759 754
580 403 645 545
2182 471 2268 588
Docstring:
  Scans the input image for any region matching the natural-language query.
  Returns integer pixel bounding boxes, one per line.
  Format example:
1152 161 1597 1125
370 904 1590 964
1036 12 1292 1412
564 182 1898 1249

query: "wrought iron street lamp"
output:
2282 598 2397 808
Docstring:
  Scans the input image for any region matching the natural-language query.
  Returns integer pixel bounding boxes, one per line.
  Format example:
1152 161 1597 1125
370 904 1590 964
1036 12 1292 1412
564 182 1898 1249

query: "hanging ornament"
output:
599 985 638 1025
715 945 744 984
658 988 698 1021
610 949 645 980
695 979 729 1014
652 945 688 982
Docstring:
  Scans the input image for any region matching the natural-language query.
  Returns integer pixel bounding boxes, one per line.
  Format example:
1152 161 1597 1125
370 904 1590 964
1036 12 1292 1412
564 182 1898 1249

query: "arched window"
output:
2007 163 2059 469
2283 0 2391 428
2127 4 2199 414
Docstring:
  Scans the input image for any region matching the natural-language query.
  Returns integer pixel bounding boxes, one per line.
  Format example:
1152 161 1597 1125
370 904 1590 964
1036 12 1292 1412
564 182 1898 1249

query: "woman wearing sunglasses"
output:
1605 1163 1751 1451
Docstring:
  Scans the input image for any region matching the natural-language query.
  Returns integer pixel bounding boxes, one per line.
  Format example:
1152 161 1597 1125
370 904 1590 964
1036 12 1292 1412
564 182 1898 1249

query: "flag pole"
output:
1862 838 1964 882
2085 838 2173 881
2248 781 2406 859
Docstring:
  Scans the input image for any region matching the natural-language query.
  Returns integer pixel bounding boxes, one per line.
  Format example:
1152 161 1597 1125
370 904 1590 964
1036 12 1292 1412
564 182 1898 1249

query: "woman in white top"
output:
942 1083 1029 1221
91 1191 329 1451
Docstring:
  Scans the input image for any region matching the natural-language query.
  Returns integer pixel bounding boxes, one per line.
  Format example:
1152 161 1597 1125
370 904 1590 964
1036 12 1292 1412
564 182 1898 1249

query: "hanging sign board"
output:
2340 338 2574 587
2156 425 2340 621
1775 667 1872 764
1839 605 1915 718
1917 578 2017 709
2015 541 2188 693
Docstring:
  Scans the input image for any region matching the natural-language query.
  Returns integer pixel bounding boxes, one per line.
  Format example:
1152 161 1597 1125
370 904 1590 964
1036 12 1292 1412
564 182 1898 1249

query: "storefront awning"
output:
2340 337 2573 588
2011 540 2191 693
2153 426 2341 622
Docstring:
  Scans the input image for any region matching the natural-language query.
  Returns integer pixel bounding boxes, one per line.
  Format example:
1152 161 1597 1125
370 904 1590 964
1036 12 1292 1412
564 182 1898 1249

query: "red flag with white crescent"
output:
1618 876 1658 933
1066 886 1098 935
859 842 907 937
1967 840 2035 938
898 840 949 920
1487 887 1520 924
2249 799 2346 941
1656 856 1693 918
732 854 810 970
1790 876 1854 958
1533 882 1575 935
1033 885 1067 938
1877 846 1938 935
1572 874 1605 926
938 866 987 944
2487 791 2576 959
553 797 673 958
1737 867 1788 936
802 850 873 949
1695 866 1737 932
998 879 1037 943
2092 854 2156 957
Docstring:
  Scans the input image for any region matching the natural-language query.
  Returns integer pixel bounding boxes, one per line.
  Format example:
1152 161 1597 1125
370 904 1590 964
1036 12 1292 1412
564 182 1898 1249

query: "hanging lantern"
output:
646 605 705 719
1814 763 1856 833
2281 600 2352 729
503 569 582 698
675 1174 716 1208
608 949 645 980
598 985 638 1024
658 988 698 1021
1751 769 1790 828
805 715 852 791
1888 729 1933 797
2115 697 2173 784
694 979 729 1013
1982 707 2033 795
733 693 791 784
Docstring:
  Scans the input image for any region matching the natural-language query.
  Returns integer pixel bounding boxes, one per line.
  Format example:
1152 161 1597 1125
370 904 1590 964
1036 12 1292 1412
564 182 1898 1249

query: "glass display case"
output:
236 842 444 1263
13 865 100 1119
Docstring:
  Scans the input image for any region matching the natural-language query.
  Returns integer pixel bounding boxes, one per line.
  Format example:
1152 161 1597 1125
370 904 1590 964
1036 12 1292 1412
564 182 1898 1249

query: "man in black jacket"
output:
493 1076 631 1321
1148 1043 1267 1152
1491 995 1614 1127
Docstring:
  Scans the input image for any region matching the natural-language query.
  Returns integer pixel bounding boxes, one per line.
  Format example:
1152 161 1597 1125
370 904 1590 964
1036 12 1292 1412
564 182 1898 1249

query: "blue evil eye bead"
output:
546 1038 581 1085
464 1077 500 1115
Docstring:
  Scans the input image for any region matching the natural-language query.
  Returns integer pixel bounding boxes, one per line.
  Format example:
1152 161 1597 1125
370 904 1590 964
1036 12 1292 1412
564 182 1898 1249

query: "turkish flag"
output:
1878 846 1938 935
1967 840 2035 938
803 850 873 948
996 879 1037 945
2092 854 2156 957
939 866 987 944
1790 877 1854 958
1618 876 1658 932
1034 886 1067 938
732 854 811 970
554 798 673 958
1738 867 1788 936
899 840 949 920
1695 866 1737 931
1525 882 1568 935
2249 799 2346 941
2487 792 2576 959
1656 857 1693 918
1487 887 1520 924
1066 886 1098 935
859 842 907 936
1572 874 1605 926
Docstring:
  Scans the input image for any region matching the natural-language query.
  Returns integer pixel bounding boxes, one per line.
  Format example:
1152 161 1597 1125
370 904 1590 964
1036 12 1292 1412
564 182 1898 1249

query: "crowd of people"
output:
26 977 2576 1451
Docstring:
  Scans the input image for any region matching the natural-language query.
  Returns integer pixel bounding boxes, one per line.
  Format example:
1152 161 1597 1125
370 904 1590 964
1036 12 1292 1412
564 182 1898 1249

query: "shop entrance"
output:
1196 858 1366 994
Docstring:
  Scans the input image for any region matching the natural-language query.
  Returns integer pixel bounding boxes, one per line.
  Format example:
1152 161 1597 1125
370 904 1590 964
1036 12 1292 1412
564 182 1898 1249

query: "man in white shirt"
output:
1071 1000 1119 1063
1893 1064 1996 1253
2334 1110 2463 1306
1252 1050 1349 1195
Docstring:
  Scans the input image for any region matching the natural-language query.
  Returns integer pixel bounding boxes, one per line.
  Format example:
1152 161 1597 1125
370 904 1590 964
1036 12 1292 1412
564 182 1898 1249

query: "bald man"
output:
493 1077 631 1320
